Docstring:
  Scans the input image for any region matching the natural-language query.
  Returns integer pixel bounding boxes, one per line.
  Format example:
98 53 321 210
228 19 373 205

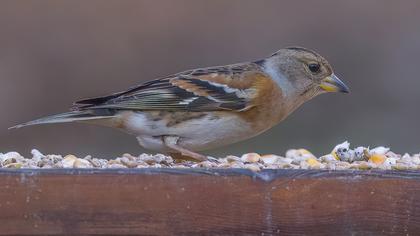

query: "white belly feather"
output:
118 111 253 151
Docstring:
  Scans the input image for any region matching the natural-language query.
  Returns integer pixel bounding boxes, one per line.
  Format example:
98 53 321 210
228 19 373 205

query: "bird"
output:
10 47 349 161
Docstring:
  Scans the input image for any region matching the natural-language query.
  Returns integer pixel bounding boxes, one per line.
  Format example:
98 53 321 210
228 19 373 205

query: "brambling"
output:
11 47 349 161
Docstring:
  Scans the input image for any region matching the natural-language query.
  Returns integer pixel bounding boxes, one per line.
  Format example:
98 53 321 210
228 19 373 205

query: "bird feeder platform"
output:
0 168 419 235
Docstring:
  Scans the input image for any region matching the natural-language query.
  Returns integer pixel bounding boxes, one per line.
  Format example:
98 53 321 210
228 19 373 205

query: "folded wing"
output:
73 64 261 112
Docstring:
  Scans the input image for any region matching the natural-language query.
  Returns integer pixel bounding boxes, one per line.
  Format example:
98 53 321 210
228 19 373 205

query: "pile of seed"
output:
0 141 419 171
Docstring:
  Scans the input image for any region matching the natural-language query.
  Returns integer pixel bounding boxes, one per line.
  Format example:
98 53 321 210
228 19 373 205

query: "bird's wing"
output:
73 63 264 112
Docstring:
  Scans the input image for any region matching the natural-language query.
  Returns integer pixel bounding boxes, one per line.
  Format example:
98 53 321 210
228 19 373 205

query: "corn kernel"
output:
369 154 386 164
306 158 321 168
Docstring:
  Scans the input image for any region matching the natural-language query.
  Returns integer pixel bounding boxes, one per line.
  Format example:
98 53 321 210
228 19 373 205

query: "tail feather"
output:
9 110 115 130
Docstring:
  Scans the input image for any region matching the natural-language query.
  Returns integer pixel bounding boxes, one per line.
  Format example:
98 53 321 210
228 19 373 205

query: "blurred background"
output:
1 0 420 158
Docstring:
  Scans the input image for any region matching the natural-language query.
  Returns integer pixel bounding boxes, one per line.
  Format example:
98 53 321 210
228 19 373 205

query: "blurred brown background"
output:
1 0 419 158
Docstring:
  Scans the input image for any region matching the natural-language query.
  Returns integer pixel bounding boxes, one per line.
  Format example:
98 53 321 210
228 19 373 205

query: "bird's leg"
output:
163 136 208 162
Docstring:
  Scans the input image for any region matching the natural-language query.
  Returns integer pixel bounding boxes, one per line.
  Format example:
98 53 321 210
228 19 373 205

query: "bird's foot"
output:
205 156 221 163
163 136 222 163
170 153 221 164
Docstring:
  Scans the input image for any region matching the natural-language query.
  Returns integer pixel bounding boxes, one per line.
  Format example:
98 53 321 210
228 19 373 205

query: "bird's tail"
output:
9 110 116 129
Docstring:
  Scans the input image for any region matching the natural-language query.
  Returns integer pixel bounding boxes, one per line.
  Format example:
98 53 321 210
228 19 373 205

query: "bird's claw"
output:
205 156 221 163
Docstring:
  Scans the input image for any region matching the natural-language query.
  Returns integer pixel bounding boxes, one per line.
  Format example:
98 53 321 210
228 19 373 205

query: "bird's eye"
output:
308 63 321 73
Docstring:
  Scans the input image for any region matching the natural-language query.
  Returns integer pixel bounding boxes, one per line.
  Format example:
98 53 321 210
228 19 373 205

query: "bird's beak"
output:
319 74 350 93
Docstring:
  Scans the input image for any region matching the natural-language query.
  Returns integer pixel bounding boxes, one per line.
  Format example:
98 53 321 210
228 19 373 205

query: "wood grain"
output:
0 169 419 235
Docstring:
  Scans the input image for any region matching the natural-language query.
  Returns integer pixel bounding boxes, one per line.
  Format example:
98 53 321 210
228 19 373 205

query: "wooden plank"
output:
0 169 419 235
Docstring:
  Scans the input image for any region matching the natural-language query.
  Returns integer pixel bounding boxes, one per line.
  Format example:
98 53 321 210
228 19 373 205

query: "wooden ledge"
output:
0 169 419 235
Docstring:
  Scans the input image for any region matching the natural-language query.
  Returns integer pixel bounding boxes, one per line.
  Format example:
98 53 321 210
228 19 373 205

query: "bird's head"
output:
261 46 349 103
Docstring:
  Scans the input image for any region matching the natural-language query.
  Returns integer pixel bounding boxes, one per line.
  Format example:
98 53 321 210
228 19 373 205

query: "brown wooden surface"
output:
0 169 420 235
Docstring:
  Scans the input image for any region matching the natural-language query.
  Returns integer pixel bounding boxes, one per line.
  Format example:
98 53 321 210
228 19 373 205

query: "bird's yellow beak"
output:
320 74 350 93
